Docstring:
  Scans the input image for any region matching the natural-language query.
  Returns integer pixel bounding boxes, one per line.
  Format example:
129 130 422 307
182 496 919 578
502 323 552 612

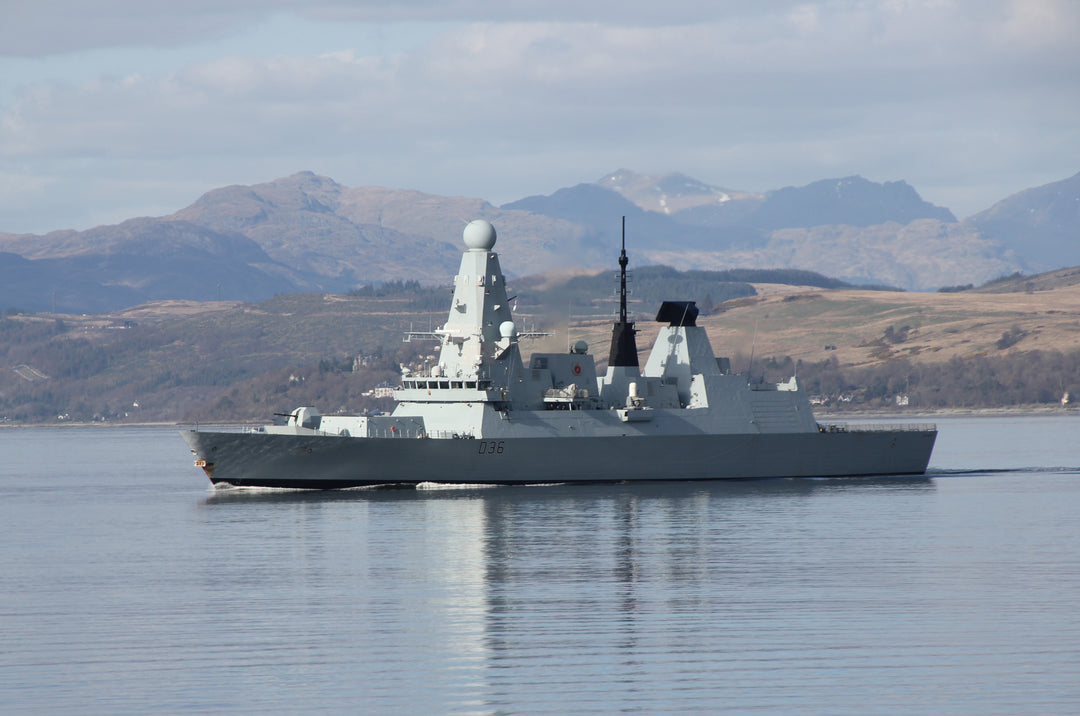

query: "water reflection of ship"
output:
477 477 936 682
198 477 933 702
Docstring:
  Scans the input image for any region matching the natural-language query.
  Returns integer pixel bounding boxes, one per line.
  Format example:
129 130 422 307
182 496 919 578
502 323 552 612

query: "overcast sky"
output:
1 0 1077 234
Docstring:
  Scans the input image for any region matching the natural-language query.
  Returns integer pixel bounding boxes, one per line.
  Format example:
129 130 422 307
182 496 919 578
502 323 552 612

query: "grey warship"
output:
182 219 936 488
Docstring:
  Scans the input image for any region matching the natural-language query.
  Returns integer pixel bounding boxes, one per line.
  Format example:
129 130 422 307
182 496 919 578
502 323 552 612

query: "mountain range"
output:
0 169 1077 313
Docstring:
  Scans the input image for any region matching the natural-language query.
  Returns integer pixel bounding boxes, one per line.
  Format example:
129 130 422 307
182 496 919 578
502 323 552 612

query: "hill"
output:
971 266 1080 294
0 173 621 313
0 219 312 312
741 176 956 229
645 219 1019 291
597 169 756 215
967 171 1080 271
2 168 1077 312
502 182 761 252
2 260 1080 423
600 170 956 228
505 171 1019 290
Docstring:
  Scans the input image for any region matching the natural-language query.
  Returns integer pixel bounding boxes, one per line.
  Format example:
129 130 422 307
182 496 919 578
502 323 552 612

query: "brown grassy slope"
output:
564 284 1080 372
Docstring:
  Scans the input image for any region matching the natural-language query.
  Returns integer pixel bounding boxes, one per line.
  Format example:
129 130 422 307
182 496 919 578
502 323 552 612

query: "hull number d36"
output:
478 440 505 455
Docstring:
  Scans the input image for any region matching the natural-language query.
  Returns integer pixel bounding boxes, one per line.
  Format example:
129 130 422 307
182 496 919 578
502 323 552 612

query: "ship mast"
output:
607 216 639 367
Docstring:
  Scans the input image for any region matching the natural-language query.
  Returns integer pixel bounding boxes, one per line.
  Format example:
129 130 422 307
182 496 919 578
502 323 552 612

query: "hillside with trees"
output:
2 262 1080 424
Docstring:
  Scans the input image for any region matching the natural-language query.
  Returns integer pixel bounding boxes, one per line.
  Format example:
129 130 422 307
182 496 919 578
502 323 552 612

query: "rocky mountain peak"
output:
753 175 957 230
597 169 739 214
966 171 1080 271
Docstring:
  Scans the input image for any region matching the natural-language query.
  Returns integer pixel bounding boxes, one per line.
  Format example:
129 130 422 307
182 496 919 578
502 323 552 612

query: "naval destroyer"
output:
182 219 936 488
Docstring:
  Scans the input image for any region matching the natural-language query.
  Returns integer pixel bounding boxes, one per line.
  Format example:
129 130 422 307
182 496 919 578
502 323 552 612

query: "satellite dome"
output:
572 340 588 355
499 321 517 339
463 219 497 251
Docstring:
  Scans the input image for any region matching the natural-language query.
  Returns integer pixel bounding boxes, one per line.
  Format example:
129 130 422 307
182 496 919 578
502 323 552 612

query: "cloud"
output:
0 1 1078 232
0 1 819 56
12 0 1078 57
3 1 236 57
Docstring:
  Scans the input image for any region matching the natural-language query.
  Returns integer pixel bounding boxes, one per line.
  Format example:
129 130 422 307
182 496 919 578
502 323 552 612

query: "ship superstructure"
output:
182 219 936 488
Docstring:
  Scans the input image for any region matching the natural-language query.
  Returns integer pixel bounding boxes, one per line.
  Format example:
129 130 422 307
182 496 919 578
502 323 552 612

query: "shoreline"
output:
818 404 1079 420
3 404 1078 429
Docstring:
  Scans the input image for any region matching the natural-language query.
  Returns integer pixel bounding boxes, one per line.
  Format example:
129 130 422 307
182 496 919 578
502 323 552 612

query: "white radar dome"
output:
573 340 588 354
463 219 497 251
499 321 517 339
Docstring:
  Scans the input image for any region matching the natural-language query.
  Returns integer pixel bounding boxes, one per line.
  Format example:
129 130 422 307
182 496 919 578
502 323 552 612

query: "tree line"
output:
760 350 1080 409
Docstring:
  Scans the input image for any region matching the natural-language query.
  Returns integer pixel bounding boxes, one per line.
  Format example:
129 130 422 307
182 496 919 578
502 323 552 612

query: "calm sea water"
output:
2 415 1079 714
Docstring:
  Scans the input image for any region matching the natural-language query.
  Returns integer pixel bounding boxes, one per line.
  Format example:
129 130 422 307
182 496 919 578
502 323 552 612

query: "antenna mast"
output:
607 216 639 368
618 216 629 324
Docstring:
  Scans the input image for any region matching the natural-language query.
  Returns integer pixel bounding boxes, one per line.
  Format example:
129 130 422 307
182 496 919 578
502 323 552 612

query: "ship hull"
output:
181 428 937 489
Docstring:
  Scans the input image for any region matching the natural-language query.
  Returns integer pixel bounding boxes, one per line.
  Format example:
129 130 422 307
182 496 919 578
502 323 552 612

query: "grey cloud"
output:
1 0 282 57
1 1 1078 233
2 0 958 57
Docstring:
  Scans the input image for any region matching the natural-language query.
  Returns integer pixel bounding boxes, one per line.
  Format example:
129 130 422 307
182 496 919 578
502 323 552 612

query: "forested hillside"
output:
2 261 1080 423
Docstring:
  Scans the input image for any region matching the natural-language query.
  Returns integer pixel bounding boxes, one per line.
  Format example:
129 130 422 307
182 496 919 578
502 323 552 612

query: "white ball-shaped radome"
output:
463 219 497 251
499 321 517 339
